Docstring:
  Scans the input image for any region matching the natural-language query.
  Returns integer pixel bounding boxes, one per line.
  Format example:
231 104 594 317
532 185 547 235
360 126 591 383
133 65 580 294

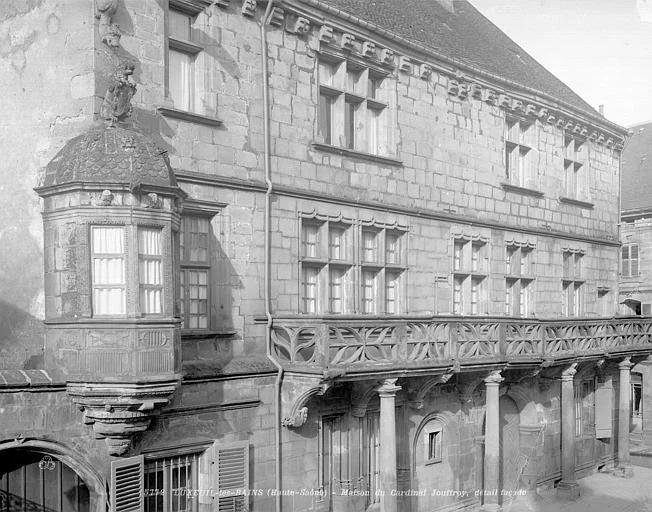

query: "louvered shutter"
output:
215 441 249 512
110 455 144 512
595 385 613 439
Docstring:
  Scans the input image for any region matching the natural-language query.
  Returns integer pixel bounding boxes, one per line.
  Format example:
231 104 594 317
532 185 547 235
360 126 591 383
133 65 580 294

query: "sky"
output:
468 0 652 128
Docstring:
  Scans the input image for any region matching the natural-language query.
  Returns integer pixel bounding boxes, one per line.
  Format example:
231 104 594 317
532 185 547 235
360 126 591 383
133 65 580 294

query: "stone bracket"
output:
67 378 180 456
281 374 332 429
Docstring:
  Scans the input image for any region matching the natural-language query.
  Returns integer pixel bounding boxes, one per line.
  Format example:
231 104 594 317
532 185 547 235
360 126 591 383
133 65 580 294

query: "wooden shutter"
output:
595 385 613 439
215 441 249 512
110 455 144 512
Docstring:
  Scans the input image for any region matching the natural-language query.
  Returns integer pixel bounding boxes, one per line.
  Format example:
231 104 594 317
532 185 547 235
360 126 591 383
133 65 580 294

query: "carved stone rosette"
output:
68 380 179 456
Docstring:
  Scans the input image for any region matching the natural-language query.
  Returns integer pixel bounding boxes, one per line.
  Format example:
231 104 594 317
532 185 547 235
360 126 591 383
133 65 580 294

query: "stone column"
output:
558 363 580 499
482 370 503 512
378 378 401 512
616 357 634 478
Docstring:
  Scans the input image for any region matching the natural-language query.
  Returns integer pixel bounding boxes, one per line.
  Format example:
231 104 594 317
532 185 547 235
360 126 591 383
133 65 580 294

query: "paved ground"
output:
505 465 652 512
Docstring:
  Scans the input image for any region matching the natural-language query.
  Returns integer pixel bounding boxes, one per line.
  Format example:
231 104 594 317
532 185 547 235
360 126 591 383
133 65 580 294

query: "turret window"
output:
139 228 164 315
91 226 126 315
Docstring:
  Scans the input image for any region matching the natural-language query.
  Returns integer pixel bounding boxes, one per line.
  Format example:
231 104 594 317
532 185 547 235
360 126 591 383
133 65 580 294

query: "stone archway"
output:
499 395 520 506
0 440 105 512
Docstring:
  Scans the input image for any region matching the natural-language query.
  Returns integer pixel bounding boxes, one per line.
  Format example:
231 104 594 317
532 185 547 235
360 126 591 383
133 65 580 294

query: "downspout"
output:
260 3 283 512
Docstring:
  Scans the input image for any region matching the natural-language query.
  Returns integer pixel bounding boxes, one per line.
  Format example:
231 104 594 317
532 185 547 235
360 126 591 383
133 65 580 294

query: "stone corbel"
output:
606 137 615 148
555 118 566 129
96 0 121 47
340 33 355 51
409 373 453 409
67 380 179 456
362 41 376 59
447 79 460 96
269 7 285 26
350 381 381 417
525 104 537 116
319 25 334 43
420 63 433 80
498 94 511 108
241 0 256 17
288 16 310 35
483 89 497 105
398 56 412 73
380 48 395 66
510 99 524 112
281 378 332 429
470 83 483 99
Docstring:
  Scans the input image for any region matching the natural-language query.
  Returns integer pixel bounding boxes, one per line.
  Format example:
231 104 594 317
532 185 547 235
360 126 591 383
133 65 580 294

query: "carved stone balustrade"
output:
270 316 652 378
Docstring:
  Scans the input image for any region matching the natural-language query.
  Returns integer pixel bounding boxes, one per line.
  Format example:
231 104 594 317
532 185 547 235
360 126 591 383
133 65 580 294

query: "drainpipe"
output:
260 3 283 512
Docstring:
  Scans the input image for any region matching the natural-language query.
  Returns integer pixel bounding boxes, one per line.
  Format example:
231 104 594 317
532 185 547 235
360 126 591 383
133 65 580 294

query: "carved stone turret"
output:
36 120 186 455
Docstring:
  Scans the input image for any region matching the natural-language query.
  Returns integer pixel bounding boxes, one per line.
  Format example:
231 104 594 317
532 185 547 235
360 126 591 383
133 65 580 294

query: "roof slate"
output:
308 0 597 115
42 126 178 189
622 122 652 212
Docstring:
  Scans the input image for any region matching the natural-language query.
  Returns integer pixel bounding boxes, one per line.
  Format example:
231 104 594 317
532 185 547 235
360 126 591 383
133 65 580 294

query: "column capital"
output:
618 357 633 371
561 363 578 382
378 378 401 397
484 370 504 386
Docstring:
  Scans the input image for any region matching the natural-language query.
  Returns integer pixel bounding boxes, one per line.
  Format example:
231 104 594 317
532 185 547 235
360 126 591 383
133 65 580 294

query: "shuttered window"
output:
595 384 613 438
111 456 144 512
216 442 249 512
144 453 198 512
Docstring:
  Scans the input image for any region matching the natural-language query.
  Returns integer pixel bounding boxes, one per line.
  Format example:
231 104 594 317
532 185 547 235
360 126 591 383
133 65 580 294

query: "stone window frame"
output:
504 114 537 189
178 200 223 332
166 0 206 114
451 233 489 316
138 226 165 316
621 243 639 278
143 450 202 511
504 240 536 317
316 51 395 159
562 247 585 317
90 225 128 317
299 213 408 315
562 132 589 201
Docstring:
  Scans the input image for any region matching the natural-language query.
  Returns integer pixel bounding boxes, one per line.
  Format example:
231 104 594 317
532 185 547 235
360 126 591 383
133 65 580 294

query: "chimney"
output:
435 0 455 13
599 104 605 116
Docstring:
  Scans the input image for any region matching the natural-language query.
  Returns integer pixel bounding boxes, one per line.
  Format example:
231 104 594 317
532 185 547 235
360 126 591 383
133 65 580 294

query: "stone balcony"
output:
271 316 652 379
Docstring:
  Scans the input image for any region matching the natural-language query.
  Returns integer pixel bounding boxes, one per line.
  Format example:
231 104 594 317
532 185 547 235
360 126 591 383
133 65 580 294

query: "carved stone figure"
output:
101 60 137 125
96 0 122 47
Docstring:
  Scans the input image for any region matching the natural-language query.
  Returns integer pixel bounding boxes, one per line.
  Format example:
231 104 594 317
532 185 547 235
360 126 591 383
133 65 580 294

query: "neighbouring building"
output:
0 1 649 512
620 121 652 445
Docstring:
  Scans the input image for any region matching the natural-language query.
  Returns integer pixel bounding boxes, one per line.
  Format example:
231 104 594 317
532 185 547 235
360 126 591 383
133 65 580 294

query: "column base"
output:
557 481 580 500
613 465 634 478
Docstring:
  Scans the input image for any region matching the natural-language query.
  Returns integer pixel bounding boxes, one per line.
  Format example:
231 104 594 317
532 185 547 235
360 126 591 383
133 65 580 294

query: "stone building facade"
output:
0 1 649 512
619 121 652 445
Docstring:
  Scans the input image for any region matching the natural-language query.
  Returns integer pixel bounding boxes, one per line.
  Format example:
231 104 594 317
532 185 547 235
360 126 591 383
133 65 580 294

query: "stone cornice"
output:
273 0 627 147
199 0 625 146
